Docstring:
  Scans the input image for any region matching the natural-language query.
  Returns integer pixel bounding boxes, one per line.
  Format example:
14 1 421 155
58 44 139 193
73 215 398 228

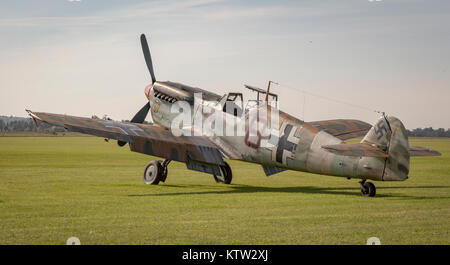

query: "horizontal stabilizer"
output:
410 146 441 157
309 119 372 140
322 143 388 157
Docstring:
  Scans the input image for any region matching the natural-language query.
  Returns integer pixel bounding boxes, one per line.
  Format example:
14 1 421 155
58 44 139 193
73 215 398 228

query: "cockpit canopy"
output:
222 92 244 117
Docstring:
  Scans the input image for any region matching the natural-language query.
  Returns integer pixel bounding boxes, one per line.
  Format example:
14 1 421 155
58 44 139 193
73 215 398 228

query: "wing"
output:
26 110 225 165
322 143 388 157
409 146 441 156
308 119 372 140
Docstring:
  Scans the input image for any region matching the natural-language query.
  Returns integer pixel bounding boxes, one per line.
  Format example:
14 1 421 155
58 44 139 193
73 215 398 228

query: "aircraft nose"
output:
145 84 152 99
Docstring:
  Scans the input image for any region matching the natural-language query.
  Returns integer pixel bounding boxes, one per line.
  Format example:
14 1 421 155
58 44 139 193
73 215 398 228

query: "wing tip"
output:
25 109 42 121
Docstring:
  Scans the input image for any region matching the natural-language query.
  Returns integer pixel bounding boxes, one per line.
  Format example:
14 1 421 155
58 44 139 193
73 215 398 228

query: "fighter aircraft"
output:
26 34 441 197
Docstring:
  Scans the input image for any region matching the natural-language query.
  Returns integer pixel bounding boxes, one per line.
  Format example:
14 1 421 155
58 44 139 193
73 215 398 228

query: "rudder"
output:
361 115 410 181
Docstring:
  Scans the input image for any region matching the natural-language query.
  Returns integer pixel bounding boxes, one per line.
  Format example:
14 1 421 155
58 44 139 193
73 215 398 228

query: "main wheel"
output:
143 160 162 185
361 182 376 197
213 162 232 184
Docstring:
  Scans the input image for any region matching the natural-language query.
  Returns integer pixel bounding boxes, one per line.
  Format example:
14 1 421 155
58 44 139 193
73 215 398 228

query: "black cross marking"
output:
276 124 297 164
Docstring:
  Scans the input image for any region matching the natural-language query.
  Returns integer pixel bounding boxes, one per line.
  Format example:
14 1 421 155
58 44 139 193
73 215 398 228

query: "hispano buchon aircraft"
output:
27 34 440 197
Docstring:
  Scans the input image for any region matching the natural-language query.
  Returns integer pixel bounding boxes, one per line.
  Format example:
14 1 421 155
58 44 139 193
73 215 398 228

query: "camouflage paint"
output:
27 81 439 182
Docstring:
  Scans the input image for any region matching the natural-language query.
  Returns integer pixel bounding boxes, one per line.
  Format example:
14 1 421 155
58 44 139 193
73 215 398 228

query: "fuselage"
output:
146 81 393 182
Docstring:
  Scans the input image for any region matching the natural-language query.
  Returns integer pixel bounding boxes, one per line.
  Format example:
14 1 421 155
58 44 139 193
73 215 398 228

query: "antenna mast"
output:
265 80 278 106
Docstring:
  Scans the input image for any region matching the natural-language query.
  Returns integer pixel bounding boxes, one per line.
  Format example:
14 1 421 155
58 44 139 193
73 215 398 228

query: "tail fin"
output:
361 115 410 181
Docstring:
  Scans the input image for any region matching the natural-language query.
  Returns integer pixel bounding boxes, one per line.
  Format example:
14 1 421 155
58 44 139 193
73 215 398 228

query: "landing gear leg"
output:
213 162 232 184
159 159 171 183
143 159 171 185
359 179 376 197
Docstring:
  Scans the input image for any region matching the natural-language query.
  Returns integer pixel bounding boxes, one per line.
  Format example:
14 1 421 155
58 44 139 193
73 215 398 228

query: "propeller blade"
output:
118 34 155 148
117 102 151 147
140 34 156 84
131 102 151 124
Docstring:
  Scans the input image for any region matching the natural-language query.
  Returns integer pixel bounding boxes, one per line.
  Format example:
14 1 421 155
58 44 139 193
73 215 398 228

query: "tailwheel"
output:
213 162 232 184
360 180 376 197
143 159 171 185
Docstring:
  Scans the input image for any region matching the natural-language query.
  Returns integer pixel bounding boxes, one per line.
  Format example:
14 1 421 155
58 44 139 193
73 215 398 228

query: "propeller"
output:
130 102 151 124
117 34 155 147
141 34 156 84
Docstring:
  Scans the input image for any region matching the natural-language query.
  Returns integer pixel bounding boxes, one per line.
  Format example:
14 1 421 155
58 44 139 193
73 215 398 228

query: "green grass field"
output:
0 136 449 245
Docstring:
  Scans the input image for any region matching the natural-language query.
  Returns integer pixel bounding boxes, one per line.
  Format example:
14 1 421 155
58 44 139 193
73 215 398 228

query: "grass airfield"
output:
0 136 449 245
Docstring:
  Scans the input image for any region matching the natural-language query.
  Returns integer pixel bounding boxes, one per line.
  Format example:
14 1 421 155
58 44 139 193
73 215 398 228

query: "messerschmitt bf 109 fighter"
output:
27 34 440 197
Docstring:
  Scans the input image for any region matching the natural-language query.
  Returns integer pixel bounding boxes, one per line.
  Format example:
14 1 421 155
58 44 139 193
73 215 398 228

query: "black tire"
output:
143 160 162 185
214 162 232 184
361 182 376 197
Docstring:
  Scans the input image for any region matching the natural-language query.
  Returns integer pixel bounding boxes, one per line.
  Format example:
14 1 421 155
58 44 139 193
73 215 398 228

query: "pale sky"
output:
0 0 449 129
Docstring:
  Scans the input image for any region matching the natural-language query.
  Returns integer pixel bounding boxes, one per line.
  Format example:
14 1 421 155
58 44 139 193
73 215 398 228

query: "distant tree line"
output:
406 127 450 137
0 115 150 134
0 115 448 137
0 116 63 134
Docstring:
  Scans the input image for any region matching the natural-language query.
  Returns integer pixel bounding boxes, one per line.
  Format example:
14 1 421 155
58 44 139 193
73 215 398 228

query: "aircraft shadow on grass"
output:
128 184 450 199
